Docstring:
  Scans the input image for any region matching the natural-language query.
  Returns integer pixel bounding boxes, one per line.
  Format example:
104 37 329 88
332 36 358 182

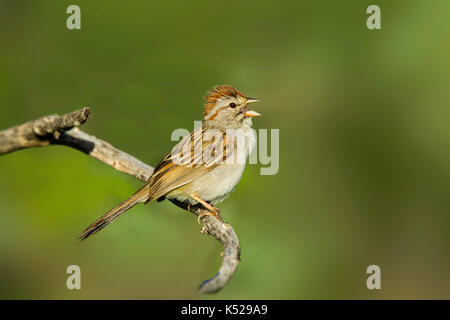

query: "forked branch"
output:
0 107 240 294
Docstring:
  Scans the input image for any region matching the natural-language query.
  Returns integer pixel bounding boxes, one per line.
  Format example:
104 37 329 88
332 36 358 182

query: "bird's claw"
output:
197 207 223 223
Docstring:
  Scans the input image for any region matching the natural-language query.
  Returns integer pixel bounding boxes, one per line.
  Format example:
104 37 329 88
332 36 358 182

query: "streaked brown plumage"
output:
78 85 260 241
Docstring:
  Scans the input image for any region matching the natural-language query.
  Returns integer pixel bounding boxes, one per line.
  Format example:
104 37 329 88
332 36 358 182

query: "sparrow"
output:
78 85 260 241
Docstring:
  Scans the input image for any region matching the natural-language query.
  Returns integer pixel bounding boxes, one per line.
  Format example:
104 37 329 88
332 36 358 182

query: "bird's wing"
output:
145 126 233 202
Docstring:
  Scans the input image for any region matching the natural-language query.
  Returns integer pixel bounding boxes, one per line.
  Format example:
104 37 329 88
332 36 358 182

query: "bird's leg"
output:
190 194 223 222
208 202 222 216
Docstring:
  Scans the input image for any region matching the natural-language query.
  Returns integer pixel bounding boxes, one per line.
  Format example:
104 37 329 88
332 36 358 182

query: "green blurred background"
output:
0 0 449 299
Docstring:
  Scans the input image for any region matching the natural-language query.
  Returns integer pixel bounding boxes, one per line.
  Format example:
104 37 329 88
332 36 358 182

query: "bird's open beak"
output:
246 97 259 104
244 110 261 117
245 97 261 117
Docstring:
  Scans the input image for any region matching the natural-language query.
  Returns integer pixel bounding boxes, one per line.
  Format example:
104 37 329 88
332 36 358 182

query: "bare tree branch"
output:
0 107 240 294
0 107 91 154
57 128 155 182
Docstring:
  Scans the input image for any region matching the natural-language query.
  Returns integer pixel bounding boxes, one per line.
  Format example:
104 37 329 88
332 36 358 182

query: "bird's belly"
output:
167 163 246 204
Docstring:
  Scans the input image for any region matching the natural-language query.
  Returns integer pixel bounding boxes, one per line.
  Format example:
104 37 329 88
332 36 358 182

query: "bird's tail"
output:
78 184 150 241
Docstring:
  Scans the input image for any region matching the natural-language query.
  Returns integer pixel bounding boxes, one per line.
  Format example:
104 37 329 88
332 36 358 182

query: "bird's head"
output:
203 85 260 129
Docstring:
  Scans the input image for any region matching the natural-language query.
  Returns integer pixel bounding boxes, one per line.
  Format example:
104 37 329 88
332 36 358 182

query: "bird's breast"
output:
168 128 256 204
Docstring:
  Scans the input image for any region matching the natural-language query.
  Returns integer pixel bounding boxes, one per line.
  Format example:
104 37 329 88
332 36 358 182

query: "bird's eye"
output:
229 102 237 108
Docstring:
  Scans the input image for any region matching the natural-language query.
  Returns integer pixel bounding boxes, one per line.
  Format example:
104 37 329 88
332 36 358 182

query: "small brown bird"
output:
78 85 260 241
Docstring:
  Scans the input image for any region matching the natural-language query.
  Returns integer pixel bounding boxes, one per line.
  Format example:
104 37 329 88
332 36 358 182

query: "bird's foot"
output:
189 193 224 223
197 206 223 223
